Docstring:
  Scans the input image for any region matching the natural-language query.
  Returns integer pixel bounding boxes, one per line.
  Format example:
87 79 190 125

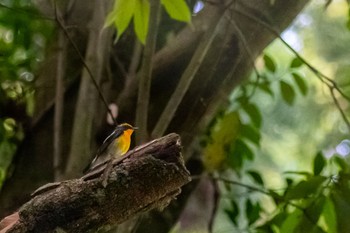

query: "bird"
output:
84 123 137 173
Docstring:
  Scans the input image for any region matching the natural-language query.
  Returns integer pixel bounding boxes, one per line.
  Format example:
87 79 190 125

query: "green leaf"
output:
321 198 337 233
306 195 327 223
240 124 260 146
227 144 243 171
105 0 136 41
241 103 262 128
280 81 296 105
295 196 327 233
258 82 274 97
225 200 239 226
134 0 150 44
263 54 276 73
161 0 191 22
280 209 302 233
292 72 308 96
313 152 326 176
290 57 303 68
247 170 264 186
332 155 348 172
255 224 274 233
239 140 254 161
246 199 261 225
270 212 288 226
227 139 254 170
332 192 350 232
285 176 326 200
347 15 350 31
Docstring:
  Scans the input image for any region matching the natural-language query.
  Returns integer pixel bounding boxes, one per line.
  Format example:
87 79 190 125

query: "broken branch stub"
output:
7 133 190 233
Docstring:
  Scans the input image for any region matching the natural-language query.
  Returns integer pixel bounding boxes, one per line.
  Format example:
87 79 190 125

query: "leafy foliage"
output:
202 111 240 171
313 152 326 176
292 72 308 96
161 0 191 22
263 53 277 73
280 80 296 105
204 37 348 232
105 0 191 43
134 0 150 44
220 152 350 233
0 0 53 188
290 57 304 68
105 0 136 41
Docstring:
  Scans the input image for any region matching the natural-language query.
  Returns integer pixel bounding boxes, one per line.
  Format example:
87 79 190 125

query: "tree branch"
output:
136 0 162 143
151 9 224 138
53 19 67 181
4 134 190 233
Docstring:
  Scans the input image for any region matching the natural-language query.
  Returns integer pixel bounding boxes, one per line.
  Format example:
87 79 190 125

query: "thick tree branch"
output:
4 134 190 233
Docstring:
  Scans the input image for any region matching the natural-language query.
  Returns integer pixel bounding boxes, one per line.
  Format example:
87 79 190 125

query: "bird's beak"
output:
133 127 139 130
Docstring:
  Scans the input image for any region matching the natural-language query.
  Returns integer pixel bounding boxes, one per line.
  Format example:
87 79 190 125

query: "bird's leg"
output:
101 159 113 187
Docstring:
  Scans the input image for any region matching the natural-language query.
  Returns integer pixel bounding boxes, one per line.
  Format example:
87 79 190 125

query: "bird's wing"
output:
83 128 123 173
96 128 124 156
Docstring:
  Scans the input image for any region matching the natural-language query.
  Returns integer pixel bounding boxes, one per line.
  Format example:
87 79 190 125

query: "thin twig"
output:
212 176 271 195
193 174 306 209
330 87 350 132
211 176 319 227
151 12 224 138
135 0 162 143
208 177 220 233
216 176 304 212
54 1 117 126
225 14 262 99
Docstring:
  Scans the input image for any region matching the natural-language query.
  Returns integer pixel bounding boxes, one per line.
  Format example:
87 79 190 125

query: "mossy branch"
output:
5 134 190 233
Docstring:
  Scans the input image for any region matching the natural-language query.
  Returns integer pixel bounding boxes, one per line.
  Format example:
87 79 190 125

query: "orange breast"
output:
114 129 134 157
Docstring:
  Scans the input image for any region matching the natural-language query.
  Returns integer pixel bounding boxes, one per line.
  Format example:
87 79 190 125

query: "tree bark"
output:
4 134 190 233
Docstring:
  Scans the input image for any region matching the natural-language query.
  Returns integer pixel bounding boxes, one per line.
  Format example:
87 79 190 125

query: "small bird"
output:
84 123 137 173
